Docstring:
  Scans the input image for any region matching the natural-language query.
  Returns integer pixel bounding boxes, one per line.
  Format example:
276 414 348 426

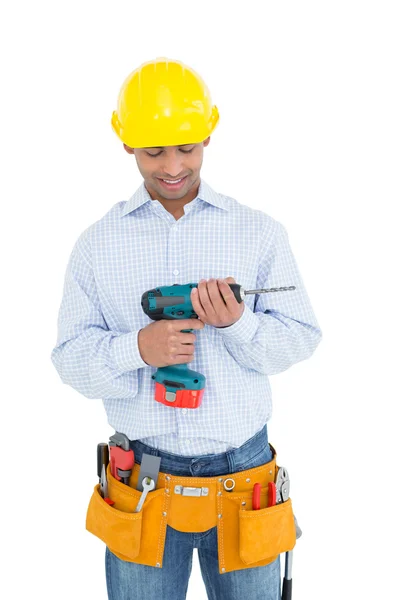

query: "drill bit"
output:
244 286 296 295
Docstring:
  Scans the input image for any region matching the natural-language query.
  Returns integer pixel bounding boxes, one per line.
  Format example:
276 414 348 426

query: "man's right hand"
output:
138 319 205 367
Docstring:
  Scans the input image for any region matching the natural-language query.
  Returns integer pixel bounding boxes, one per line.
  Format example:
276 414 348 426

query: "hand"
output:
190 277 245 328
138 319 204 367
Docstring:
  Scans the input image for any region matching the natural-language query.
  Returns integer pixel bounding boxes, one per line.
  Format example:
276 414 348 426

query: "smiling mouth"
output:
158 176 187 183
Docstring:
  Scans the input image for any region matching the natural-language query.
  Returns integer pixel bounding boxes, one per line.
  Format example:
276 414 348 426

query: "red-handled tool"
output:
100 464 115 505
267 481 277 507
253 481 277 510
252 483 261 510
109 432 135 485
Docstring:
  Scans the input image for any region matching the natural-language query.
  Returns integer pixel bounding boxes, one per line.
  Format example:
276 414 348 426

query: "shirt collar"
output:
121 178 230 217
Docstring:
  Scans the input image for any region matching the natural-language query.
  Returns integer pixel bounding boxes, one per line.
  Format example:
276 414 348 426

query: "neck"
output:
146 178 201 217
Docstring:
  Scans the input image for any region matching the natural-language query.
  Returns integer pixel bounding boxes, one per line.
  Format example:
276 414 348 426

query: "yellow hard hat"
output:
111 57 219 148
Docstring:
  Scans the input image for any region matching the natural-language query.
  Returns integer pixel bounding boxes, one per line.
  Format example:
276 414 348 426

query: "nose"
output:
161 149 185 178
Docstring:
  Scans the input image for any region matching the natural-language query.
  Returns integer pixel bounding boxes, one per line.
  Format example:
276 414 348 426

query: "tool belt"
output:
86 447 296 574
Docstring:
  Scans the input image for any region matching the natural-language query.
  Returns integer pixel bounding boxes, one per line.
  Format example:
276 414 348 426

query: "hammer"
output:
282 516 302 600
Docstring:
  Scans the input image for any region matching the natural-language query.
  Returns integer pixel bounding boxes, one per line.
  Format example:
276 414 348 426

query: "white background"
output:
1 1 399 599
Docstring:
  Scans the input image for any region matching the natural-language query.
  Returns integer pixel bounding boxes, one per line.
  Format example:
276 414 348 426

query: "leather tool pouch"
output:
216 459 297 573
86 466 168 567
86 450 297 574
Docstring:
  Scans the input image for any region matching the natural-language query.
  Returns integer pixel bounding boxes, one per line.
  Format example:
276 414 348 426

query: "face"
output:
123 138 211 204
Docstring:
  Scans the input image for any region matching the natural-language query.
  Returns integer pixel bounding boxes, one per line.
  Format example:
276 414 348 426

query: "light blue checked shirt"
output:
51 179 322 456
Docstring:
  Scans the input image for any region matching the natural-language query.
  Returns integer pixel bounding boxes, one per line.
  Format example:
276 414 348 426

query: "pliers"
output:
275 466 290 504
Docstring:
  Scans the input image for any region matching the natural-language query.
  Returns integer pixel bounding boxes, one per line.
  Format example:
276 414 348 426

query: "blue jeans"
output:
105 425 281 600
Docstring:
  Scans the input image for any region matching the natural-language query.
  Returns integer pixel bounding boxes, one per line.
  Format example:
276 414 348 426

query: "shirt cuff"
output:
214 304 259 343
110 330 149 372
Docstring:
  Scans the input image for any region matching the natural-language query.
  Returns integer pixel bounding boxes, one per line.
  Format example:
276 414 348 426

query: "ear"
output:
203 136 211 148
123 144 135 155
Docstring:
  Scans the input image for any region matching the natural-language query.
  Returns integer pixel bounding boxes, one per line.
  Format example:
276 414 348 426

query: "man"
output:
51 57 322 600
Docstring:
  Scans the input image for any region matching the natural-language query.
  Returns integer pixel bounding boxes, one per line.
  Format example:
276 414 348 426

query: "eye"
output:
145 147 194 157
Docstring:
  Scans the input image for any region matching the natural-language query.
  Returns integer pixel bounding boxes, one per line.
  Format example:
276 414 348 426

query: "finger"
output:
175 354 195 364
171 319 203 330
207 279 230 314
177 332 196 344
190 286 207 320
224 276 236 283
217 279 240 311
197 279 217 317
179 342 194 354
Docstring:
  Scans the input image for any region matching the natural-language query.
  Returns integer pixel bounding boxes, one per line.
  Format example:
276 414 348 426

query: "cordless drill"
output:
141 282 295 409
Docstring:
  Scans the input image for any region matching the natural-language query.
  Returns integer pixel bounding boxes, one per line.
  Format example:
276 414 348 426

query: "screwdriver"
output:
97 442 115 505
97 443 109 483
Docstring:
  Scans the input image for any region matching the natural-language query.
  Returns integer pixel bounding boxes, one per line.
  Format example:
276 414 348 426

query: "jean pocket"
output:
236 445 272 471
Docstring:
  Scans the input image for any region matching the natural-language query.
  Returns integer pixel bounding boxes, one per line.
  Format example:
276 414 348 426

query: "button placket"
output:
169 222 181 279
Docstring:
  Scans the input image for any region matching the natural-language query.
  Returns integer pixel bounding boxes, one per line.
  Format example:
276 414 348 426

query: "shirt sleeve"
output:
50 231 149 399
215 221 322 375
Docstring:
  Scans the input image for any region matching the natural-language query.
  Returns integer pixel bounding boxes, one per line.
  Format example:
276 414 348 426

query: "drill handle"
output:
228 284 243 303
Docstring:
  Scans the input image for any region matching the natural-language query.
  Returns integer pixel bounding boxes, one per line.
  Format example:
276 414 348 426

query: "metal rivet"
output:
269 470 273 475
218 514 222 518
217 491 222 496
222 568 226 573
165 489 169 494
241 501 246 506
156 562 161 568
163 512 167 517
219 478 223 482
165 476 170 481
246 478 250 483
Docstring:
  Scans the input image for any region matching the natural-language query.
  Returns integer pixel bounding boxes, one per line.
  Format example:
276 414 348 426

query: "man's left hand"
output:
190 277 245 328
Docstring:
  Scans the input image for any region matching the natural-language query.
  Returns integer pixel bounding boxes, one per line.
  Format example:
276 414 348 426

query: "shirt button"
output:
173 269 179 275
182 409 187 415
